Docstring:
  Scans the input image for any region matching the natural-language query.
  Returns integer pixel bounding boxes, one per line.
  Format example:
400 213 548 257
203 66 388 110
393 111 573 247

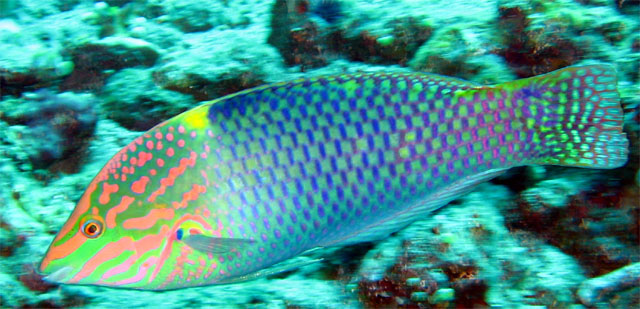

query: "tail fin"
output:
509 64 628 169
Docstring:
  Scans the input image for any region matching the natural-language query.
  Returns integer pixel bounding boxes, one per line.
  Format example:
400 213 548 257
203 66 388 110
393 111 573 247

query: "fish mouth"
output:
42 266 74 284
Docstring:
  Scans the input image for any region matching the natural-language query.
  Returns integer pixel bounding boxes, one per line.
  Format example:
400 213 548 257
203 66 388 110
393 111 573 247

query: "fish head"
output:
38 183 138 287
38 133 177 289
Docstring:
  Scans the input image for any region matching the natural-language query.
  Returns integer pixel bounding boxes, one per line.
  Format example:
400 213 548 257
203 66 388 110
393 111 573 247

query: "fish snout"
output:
39 260 75 284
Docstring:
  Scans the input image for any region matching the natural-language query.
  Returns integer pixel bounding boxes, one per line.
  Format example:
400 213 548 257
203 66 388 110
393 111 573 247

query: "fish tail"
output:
507 64 628 169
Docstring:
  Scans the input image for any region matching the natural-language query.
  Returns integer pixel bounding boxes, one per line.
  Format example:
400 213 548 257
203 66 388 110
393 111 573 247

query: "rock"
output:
429 288 455 303
267 0 330 70
154 28 282 100
269 0 432 68
62 36 160 90
354 184 587 307
128 18 182 49
0 221 26 258
0 20 76 97
101 68 197 131
506 168 638 278
162 0 251 33
410 291 428 301
0 90 97 172
70 36 160 70
0 0 19 17
331 16 432 66
577 262 640 306
16 0 60 18
103 0 134 7
164 0 214 32
496 4 583 77
409 26 515 83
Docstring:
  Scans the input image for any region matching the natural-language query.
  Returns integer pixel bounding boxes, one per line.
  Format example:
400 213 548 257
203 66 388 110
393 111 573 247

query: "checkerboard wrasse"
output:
40 64 628 290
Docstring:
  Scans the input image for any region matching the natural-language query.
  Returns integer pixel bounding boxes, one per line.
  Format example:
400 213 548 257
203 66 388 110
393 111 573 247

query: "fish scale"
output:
40 65 628 290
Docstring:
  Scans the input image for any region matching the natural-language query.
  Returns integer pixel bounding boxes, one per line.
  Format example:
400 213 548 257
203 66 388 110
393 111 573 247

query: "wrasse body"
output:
40 65 628 290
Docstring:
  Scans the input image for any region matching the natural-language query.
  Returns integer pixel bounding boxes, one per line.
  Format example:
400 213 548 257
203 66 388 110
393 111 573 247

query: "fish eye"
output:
81 219 103 238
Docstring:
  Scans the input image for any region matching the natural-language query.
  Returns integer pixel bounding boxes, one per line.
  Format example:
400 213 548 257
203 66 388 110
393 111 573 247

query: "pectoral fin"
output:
182 234 255 254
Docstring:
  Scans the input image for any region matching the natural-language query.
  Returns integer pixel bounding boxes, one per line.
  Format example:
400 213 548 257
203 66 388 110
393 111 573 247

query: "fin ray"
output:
183 234 255 254
504 64 628 168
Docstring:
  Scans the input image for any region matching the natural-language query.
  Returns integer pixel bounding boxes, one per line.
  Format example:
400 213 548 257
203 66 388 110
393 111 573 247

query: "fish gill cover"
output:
0 0 638 308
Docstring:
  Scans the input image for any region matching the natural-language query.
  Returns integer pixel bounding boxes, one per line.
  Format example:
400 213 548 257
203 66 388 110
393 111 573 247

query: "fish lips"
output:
40 265 74 284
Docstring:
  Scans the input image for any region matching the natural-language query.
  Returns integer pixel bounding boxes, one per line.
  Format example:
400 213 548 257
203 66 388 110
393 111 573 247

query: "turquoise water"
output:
0 0 638 307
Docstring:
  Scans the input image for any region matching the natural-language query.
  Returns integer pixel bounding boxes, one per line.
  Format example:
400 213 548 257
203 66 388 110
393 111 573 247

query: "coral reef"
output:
505 168 639 278
496 4 582 77
308 0 344 24
101 68 196 131
0 90 97 172
267 0 329 70
331 16 432 66
269 0 432 70
578 262 640 306
0 0 638 307
61 37 160 91
351 184 589 307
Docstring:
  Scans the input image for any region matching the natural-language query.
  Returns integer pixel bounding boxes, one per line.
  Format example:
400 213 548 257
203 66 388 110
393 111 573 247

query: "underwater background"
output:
0 0 638 307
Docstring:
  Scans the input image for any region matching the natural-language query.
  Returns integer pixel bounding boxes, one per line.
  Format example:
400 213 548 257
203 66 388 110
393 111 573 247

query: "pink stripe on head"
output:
110 256 158 286
106 196 135 228
122 208 175 230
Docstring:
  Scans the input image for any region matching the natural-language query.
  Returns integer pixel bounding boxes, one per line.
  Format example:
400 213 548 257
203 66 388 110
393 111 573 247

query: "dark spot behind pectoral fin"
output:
182 234 255 254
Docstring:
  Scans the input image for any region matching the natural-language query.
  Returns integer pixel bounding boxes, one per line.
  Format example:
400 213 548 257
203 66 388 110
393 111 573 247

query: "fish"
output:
39 64 628 290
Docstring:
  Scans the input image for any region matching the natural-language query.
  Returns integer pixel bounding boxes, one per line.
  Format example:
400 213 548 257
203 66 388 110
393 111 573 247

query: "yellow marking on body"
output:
182 105 210 130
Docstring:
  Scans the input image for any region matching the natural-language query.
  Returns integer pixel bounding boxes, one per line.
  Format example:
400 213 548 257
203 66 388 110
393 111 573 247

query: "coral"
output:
505 169 639 278
0 0 19 17
268 0 329 70
0 0 637 307
0 19 76 98
409 27 516 83
598 20 627 43
270 1 430 69
165 0 213 33
83 1 131 38
578 262 640 306
154 27 276 100
357 258 439 307
128 18 182 49
351 184 588 307
309 0 344 24
496 5 583 77
17 0 60 18
0 90 97 172
161 0 251 33
0 220 26 258
331 17 432 66
18 264 58 293
61 37 160 91
286 22 328 70
101 68 197 131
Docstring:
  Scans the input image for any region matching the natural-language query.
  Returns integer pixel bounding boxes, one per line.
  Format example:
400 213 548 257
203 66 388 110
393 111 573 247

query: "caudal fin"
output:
510 64 628 169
